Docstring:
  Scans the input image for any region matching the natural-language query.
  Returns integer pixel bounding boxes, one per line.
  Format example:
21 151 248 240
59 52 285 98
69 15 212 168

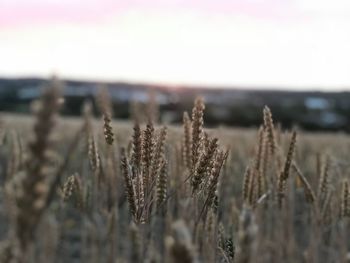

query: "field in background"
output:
0 80 349 263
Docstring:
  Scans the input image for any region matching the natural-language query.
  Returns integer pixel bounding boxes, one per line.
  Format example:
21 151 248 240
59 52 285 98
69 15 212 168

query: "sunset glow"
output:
1 0 350 89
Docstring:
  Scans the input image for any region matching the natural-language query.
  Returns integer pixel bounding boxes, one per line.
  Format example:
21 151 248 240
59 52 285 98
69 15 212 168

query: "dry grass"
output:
0 80 349 262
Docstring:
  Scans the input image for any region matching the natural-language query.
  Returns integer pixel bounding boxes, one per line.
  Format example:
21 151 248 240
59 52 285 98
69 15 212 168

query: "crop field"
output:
0 79 349 263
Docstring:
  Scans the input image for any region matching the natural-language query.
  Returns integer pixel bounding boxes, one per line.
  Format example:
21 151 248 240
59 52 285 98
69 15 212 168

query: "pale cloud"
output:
296 0 350 14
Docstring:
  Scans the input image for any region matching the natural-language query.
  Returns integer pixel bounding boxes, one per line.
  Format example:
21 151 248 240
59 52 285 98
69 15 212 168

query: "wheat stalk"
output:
191 97 205 171
14 78 62 253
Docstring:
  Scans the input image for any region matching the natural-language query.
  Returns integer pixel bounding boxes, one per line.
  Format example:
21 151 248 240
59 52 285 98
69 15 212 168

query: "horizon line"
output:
1 74 350 93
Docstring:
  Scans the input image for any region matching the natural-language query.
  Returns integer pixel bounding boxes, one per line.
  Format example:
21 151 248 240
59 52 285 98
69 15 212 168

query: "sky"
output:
0 0 350 89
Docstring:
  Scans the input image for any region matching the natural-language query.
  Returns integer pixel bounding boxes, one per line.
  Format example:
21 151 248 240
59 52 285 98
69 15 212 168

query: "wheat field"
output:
0 79 349 263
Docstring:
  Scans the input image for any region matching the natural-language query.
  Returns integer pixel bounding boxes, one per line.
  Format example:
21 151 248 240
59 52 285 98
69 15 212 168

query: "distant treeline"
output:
1 77 350 131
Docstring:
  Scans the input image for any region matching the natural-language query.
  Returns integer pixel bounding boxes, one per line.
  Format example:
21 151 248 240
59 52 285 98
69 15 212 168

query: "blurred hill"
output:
1 77 350 131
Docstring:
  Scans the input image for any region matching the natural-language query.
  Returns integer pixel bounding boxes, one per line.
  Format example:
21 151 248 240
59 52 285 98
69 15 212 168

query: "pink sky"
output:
1 0 350 89
0 0 296 27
